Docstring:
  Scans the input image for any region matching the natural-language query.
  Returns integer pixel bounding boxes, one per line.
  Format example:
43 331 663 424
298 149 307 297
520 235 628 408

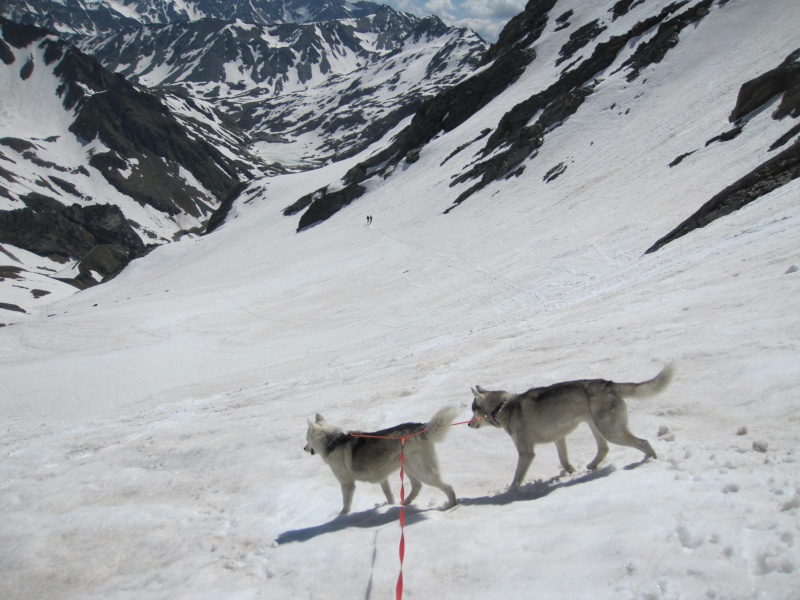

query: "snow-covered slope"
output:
279 0 799 232
1 0 799 599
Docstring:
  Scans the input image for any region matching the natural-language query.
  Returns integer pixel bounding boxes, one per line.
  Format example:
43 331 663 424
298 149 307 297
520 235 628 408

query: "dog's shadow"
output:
276 505 430 545
459 464 617 506
277 462 636 543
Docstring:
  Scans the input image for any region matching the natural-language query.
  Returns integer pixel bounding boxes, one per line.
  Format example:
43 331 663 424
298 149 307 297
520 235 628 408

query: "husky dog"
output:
469 364 674 490
304 407 459 514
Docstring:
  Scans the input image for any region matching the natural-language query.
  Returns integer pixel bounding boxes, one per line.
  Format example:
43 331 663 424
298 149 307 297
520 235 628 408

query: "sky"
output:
381 0 526 41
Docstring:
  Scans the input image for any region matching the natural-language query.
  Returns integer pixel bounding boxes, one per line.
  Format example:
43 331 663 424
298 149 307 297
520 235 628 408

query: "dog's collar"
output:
487 400 507 427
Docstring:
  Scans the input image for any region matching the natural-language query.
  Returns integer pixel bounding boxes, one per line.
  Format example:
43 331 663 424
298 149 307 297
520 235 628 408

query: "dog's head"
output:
469 385 509 428
304 413 327 455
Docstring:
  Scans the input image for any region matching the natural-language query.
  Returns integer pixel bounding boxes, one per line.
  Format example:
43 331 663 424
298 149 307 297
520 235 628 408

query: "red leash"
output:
397 438 406 600
350 431 421 600
349 418 481 599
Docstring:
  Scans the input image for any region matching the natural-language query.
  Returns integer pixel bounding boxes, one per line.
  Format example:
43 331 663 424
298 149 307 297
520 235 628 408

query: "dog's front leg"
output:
380 479 395 505
340 482 356 514
554 438 575 474
510 449 535 491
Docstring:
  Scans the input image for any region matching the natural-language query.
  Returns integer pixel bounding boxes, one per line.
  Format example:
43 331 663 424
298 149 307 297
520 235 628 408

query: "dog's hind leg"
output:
554 438 576 474
431 479 457 508
593 396 656 460
586 421 610 470
404 460 457 508
416 472 457 508
380 479 395 505
402 471 423 505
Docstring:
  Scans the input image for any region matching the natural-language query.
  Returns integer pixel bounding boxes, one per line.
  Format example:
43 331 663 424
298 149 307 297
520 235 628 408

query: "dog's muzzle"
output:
304 444 315 455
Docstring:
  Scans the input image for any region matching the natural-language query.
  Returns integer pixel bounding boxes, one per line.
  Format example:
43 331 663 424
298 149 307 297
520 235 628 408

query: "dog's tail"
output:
422 406 461 444
612 363 675 398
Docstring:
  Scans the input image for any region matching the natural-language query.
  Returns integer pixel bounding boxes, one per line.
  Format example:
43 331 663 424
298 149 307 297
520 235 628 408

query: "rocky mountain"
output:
0 17 263 300
76 7 486 166
0 1 487 315
0 0 385 35
3 0 798 319
275 0 800 235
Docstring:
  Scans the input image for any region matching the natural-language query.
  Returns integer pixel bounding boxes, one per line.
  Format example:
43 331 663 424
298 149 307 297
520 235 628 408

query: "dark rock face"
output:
730 49 800 122
0 201 146 288
53 40 242 216
61 204 145 255
0 206 97 260
297 184 367 232
443 0 713 210
205 182 248 234
67 243 133 289
480 0 559 67
648 49 800 253
0 16 49 49
557 19 606 66
620 0 712 82
0 301 26 314
646 140 800 254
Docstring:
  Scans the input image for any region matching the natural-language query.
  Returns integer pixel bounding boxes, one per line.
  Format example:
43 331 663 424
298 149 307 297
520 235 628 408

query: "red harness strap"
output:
349 418 482 599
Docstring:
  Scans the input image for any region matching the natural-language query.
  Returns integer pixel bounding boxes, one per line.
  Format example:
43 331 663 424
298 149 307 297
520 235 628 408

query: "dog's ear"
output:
472 386 485 399
315 413 326 424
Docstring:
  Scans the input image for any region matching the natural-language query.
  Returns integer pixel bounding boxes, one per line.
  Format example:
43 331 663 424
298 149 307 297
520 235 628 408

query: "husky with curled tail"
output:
469 364 674 490
305 407 459 514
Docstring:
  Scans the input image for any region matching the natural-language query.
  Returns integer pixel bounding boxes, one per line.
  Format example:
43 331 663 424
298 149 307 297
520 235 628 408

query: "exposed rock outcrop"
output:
0 201 146 288
647 49 800 253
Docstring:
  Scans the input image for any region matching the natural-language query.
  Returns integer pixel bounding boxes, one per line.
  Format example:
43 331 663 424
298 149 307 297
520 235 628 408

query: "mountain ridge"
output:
0 0 388 34
0 2 486 315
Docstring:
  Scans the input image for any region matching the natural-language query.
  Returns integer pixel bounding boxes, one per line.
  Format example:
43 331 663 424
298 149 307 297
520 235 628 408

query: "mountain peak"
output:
0 0 389 34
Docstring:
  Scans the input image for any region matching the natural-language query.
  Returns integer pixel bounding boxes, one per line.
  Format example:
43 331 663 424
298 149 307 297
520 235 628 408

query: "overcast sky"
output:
380 0 526 41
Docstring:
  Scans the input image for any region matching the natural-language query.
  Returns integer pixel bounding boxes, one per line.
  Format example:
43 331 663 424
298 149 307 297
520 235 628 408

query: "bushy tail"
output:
613 363 675 398
423 406 461 444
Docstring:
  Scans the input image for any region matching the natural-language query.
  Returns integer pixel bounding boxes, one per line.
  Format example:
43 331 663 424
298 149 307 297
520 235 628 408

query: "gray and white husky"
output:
304 407 459 514
469 364 674 490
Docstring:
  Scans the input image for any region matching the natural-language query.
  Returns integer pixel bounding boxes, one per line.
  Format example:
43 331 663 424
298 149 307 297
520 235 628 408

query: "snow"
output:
1 1 799 599
0 46 75 139
102 0 141 21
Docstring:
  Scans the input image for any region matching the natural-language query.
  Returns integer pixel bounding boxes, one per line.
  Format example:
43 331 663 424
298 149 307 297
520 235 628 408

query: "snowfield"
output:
1 0 799 599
